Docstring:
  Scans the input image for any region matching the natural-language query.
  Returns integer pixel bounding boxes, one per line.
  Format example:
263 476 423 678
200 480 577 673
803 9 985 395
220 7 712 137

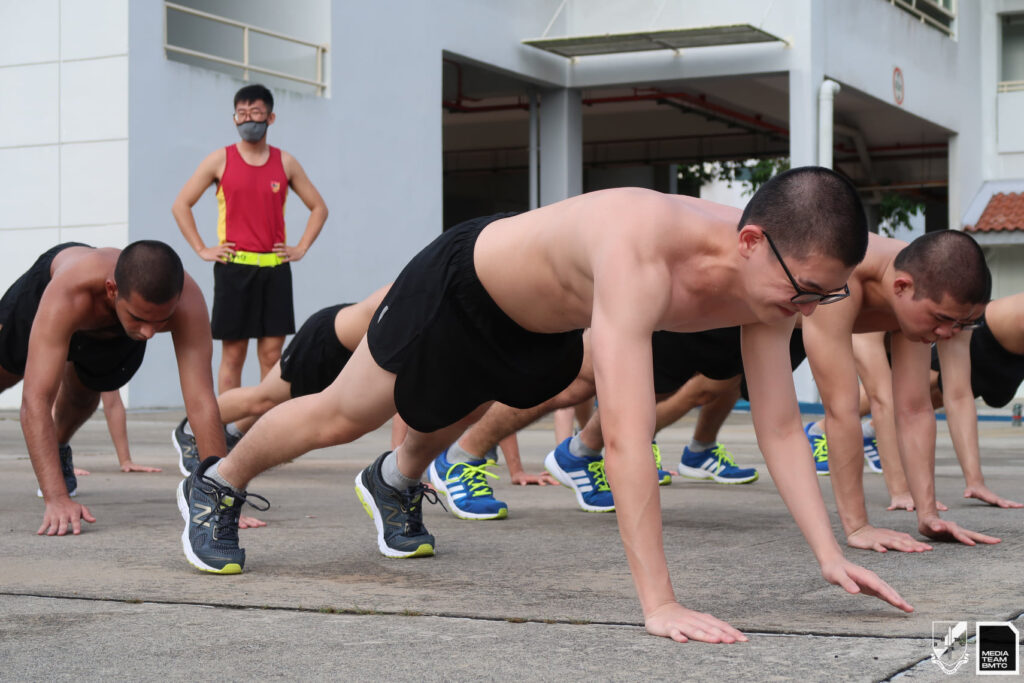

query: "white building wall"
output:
0 0 998 408
0 0 129 409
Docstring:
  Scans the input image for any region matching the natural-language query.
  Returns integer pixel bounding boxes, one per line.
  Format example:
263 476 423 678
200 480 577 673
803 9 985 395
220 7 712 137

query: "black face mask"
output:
236 121 268 142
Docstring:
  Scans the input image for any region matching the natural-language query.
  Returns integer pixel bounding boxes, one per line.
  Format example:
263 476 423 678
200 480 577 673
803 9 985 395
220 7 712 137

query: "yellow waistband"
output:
227 250 284 267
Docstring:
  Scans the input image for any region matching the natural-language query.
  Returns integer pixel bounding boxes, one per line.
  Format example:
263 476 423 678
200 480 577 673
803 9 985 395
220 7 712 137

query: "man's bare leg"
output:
217 362 292 427
218 339 248 394
256 335 285 380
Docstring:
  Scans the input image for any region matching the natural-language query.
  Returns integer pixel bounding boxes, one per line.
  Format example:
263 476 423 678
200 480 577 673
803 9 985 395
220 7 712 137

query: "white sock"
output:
861 421 876 439
445 441 481 464
206 460 242 492
688 439 715 453
226 423 244 438
807 421 825 436
569 434 602 459
183 420 194 437
381 450 421 491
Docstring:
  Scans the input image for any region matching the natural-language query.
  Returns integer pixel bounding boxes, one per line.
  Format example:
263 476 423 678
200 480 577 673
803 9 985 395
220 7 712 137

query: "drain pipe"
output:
529 89 539 209
818 79 840 168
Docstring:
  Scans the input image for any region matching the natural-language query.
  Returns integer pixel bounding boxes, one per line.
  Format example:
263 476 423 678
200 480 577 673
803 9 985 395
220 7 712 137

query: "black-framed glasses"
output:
761 230 850 305
948 318 984 331
233 109 268 123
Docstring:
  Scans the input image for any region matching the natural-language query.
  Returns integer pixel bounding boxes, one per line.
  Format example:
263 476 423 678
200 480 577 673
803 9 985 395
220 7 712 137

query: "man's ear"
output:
267 112 276 126
737 224 763 258
105 279 118 301
892 272 914 298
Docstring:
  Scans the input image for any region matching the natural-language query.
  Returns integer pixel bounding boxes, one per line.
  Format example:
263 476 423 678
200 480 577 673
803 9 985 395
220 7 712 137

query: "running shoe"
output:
805 423 830 476
177 456 269 574
355 452 438 558
678 443 759 484
651 441 673 485
863 436 882 473
172 418 199 476
543 437 614 512
429 449 508 520
36 444 78 498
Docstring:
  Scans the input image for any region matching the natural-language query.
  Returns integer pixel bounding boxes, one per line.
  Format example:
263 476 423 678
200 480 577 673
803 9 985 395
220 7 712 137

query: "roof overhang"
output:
523 25 787 58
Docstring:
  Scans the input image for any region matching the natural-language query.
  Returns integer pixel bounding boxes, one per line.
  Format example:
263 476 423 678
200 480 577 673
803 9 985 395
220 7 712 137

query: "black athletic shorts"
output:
211 261 295 340
279 304 354 398
367 213 585 433
651 328 744 395
651 328 806 399
0 242 146 392
932 318 1024 408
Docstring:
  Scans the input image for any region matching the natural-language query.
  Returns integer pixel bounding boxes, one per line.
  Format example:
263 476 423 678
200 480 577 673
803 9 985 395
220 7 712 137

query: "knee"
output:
257 346 281 368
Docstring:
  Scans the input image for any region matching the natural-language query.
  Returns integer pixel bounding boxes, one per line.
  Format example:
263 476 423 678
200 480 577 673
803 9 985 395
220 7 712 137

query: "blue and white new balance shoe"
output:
543 437 614 512
863 436 882 473
678 443 758 484
805 423 830 476
429 449 508 520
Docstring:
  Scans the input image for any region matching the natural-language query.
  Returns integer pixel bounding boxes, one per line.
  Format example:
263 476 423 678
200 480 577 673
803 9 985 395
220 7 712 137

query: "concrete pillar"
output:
529 90 539 210
787 0 825 404
539 88 582 206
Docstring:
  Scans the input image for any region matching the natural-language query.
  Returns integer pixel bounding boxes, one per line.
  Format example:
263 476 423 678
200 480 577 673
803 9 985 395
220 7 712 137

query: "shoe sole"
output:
427 465 508 520
543 450 615 512
658 473 672 486
172 428 191 478
176 479 243 575
353 473 435 558
816 469 831 477
677 464 759 485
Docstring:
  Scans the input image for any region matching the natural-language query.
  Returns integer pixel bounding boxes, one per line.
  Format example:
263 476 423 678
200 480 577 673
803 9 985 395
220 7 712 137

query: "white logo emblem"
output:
932 621 970 675
377 305 389 323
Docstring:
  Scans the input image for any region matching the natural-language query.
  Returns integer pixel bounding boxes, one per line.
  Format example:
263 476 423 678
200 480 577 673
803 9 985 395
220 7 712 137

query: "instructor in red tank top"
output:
173 84 328 394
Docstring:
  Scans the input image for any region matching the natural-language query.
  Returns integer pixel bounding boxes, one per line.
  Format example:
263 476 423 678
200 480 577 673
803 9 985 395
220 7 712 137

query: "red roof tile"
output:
967 192 1024 232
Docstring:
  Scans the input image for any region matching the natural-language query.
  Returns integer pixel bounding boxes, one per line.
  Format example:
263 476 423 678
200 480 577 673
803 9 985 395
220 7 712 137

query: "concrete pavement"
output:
1 408 1021 681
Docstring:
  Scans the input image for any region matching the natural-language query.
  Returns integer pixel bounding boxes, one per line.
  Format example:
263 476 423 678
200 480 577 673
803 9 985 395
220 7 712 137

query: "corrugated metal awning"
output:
523 25 786 58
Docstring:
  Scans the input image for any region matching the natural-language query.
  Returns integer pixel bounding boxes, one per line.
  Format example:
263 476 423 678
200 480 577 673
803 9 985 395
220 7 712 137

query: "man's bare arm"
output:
275 153 328 263
890 334 1001 544
805 310 930 552
170 277 226 461
172 149 235 263
935 336 1021 508
21 285 97 534
743 321 912 611
591 247 745 644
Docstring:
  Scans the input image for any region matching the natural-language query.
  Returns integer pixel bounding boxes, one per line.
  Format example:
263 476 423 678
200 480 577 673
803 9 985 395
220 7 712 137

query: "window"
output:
885 0 956 38
164 1 329 96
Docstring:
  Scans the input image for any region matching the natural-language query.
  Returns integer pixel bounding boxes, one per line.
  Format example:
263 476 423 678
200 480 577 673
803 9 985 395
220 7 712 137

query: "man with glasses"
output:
798 230 999 556
180 167 916 643
172 84 328 402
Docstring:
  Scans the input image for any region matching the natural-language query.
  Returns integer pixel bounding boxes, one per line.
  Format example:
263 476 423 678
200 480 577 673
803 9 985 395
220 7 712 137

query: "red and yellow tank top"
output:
216 145 288 252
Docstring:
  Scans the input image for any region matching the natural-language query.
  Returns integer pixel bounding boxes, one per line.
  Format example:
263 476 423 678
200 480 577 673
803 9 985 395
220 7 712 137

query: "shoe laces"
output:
446 460 499 497
711 443 737 468
400 483 442 535
651 441 663 469
196 473 270 542
811 435 829 463
587 460 611 492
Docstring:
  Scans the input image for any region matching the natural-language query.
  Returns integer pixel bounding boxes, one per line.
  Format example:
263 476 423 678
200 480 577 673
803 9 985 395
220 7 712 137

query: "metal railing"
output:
164 2 328 94
998 80 1024 93
887 0 956 37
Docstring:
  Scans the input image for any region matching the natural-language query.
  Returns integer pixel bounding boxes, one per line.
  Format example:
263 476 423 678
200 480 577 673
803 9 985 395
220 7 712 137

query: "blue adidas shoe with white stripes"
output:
544 437 615 512
678 443 759 484
429 449 508 520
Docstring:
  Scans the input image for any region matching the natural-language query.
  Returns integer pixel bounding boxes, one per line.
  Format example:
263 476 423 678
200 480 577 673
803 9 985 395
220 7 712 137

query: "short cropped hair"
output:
114 241 185 304
893 231 991 305
234 84 274 113
739 166 868 267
